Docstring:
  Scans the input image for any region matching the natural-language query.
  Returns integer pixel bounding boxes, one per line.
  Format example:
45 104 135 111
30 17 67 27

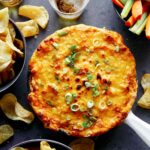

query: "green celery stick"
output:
134 18 147 35
121 0 134 19
120 0 128 5
129 12 148 33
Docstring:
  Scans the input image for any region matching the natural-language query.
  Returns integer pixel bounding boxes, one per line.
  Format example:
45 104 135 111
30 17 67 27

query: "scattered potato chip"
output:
19 5 49 29
69 138 95 150
0 39 12 72
16 20 39 37
0 8 9 33
40 141 56 150
138 88 150 109
141 74 150 91
0 93 34 124
0 124 14 144
11 147 28 150
6 29 23 56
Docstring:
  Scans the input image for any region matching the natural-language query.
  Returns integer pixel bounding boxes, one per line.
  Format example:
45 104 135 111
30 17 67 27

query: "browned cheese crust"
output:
28 24 137 137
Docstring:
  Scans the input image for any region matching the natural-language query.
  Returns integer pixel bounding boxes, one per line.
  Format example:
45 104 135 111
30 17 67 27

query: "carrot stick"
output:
146 14 150 40
132 0 143 20
125 15 136 27
112 0 124 9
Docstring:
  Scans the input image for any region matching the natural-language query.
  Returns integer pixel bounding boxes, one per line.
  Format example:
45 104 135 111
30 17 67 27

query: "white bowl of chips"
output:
0 8 26 92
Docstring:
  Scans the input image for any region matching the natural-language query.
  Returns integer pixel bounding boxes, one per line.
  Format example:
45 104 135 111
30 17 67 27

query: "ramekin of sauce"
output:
49 0 90 19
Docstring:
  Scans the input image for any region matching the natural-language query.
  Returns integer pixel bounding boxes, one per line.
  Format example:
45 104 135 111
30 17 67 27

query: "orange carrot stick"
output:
146 14 150 40
125 15 136 27
132 0 143 20
112 0 124 9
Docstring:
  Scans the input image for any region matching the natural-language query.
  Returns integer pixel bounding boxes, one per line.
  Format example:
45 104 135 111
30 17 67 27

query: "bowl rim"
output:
49 0 90 15
0 18 26 93
9 139 72 150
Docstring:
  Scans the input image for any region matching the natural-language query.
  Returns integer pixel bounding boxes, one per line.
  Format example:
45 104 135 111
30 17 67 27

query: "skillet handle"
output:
124 111 150 147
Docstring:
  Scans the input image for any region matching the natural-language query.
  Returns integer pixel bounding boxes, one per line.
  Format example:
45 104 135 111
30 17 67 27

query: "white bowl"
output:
49 0 90 19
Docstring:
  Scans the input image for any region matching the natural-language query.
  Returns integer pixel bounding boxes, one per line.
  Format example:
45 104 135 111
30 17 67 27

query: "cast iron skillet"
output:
9 139 72 150
0 19 26 93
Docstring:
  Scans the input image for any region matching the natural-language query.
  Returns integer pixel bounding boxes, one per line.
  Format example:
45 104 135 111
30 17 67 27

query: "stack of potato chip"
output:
16 5 49 37
0 7 23 85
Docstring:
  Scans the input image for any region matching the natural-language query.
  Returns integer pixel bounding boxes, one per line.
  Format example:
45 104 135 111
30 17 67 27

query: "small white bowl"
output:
49 0 90 19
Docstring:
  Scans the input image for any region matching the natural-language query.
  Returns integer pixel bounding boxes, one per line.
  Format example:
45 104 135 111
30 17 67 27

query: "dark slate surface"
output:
0 0 150 149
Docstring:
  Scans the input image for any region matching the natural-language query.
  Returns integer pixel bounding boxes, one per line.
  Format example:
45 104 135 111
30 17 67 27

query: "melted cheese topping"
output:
28 24 137 137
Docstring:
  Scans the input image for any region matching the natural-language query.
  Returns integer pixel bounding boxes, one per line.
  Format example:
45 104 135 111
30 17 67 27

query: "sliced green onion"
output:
107 100 113 106
99 101 106 110
58 31 68 36
72 93 77 99
52 42 59 49
115 45 120 52
95 60 100 66
93 90 100 97
85 82 93 88
69 45 77 51
87 100 94 109
65 93 72 104
87 73 93 80
121 0 134 19
70 103 80 112
65 57 71 65
82 121 93 128
73 68 80 74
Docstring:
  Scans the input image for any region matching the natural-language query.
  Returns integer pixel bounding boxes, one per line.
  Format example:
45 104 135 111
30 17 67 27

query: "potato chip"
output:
16 20 39 37
40 141 56 150
138 88 150 109
0 39 12 72
14 39 24 50
69 138 95 150
141 74 150 91
6 29 23 56
8 22 16 41
0 93 34 124
11 147 28 150
0 124 14 144
0 8 9 33
19 5 49 29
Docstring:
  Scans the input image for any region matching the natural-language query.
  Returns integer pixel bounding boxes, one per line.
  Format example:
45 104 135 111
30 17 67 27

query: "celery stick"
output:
134 19 147 35
120 0 128 5
129 12 148 33
121 0 134 19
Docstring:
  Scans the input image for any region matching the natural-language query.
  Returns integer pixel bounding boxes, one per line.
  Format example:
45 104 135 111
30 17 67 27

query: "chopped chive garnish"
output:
46 101 54 107
58 31 68 36
52 42 59 49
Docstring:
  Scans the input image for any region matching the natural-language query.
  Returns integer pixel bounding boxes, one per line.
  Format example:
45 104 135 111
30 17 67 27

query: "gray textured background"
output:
0 0 150 149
